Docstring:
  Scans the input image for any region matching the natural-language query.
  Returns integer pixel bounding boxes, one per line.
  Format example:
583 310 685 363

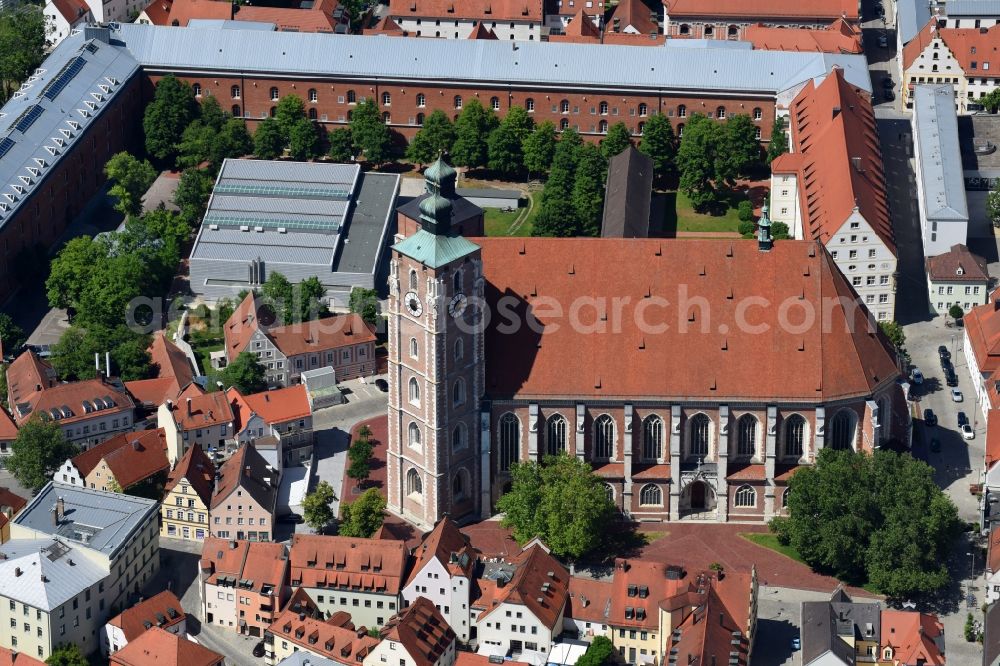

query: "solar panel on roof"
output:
10 105 43 134
42 56 86 101
0 137 14 160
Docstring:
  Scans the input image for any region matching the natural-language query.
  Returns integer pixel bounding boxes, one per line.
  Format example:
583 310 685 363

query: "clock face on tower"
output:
448 293 467 318
404 291 423 316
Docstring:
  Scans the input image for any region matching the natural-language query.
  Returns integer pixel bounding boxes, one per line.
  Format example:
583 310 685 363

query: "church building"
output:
386 158 909 529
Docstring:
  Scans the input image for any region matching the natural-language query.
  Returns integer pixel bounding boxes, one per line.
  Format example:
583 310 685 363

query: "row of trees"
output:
0 5 47 104
676 113 767 211
531 129 608 237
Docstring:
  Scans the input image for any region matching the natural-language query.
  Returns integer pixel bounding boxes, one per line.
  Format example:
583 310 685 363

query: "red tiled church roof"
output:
665 0 858 22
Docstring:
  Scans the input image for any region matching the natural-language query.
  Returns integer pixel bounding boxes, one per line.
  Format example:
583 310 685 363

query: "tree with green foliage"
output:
575 636 614 666
487 106 534 178
174 168 214 223
221 351 268 394
737 200 754 222
676 114 726 211
451 99 498 169
75 252 146 329
638 113 676 181
0 5 47 104
143 75 199 161
274 95 307 142
198 94 226 131
771 448 962 598
771 221 791 240
289 118 323 161
950 303 966 321
45 644 89 666
261 272 327 324
350 98 392 165
349 287 379 326
176 120 215 170
982 88 1000 113
254 117 285 160
328 128 356 162
878 320 906 351
522 121 558 179
347 434 373 487
723 114 761 180
8 418 78 493
46 236 107 310
302 480 337 532
572 143 607 237
209 118 254 170
767 116 789 164
0 312 25 355
104 152 157 217
406 110 456 166
339 487 386 538
497 453 616 560
532 129 583 237
600 122 632 160
50 325 152 382
987 178 1000 228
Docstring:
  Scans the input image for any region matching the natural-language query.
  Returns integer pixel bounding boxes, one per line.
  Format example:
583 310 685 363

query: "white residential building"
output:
44 0 92 46
363 598 457 666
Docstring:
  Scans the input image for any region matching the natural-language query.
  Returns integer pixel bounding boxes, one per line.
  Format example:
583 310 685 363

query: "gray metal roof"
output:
186 18 277 30
192 229 337 265
14 482 158 560
0 27 139 230
913 85 969 222
897 0 933 44
0 538 107 611
333 172 400 274
111 23 872 94
941 0 1000 16
276 653 341 666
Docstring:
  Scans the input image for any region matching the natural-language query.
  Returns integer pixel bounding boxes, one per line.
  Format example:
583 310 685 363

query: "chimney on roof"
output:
187 398 193 417
132 439 140 451
105 351 111 378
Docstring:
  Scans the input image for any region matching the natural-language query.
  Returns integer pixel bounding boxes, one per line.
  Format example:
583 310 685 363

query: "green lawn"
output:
483 193 536 237
663 190 744 233
740 532 807 565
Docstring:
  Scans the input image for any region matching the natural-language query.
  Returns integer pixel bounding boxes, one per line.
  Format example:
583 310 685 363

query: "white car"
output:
952 388 964 402
962 424 975 440
911 368 924 384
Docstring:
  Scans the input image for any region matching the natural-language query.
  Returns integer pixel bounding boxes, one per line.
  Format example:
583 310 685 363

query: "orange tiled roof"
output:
267 607 379 664
227 385 310 431
0 647 45 666
0 488 26 516
126 332 195 407
110 627 224 666
211 443 277 511
406 516 477 587
902 18 937 70
468 22 498 38
987 410 1000 468
140 0 339 31
290 533 409 594
904 20 1000 74
107 590 186 641
381 598 456 666
773 68 894 253
926 244 990 282
26 378 133 427
566 575 614 624
745 19 861 53
69 428 169 489
200 537 287 592
726 464 767 481
476 544 569 629
51 0 90 23
168 383 232 431
607 0 658 36
880 610 946 666
164 442 215 506
456 655 530 666
664 0 858 21
367 15 405 34
388 0 542 22
668 571 753 665
6 351 57 417
0 407 17 441
964 295 1000 379
474 237 900 401
610 559 688 631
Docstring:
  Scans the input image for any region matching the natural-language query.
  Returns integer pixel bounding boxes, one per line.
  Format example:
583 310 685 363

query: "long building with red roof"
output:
199 537 289 638
138 0 349 32
386 0 543 41
744 19 862 54
770 67 896 323
386 158 907 528
663 0 859 40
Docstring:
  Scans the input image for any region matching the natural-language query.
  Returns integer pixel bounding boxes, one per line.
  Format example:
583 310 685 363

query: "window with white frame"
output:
734 485 756 507
546 414 567 456
639 484 662 506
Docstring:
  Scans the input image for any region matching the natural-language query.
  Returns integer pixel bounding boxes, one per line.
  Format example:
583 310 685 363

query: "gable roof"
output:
607 0 658 35
200 537 287 592
164 442 215 506
110 627 224 666
566 575 614 624
289 533 409 594
0 488 27 516
609 559 689 631
0 538 107 611
211 443 277 510
0 647 45 666
50 0 91 23
68 428 169 489
475 237 901 401
267 605 379 664
6 350 57 417
106 590 186 641
381 597 456 666
905 21 1000 74
0 408 17 441
406 516 476 587
468 22 499 38
168 384 233 431
227 385 310 431
664 0 858 21
387 0 543 22
774 68 894 253
879 610 945 666
668 571 753 666
925 243 989 281
962 294 1000 378
602 145 653 238
476 544 568 628
140 0 339 31
125 331 195 407
745 19 862 53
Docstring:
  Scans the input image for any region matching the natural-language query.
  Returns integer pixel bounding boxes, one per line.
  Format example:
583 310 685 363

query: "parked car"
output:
939 345 950 361
962 424 975 440
911 368 924 384
253 642 266 658
374 378 389 392
946 371 959 387
924 408 937 426
878 34 888 47
958 411 969 427
952 388 964 402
